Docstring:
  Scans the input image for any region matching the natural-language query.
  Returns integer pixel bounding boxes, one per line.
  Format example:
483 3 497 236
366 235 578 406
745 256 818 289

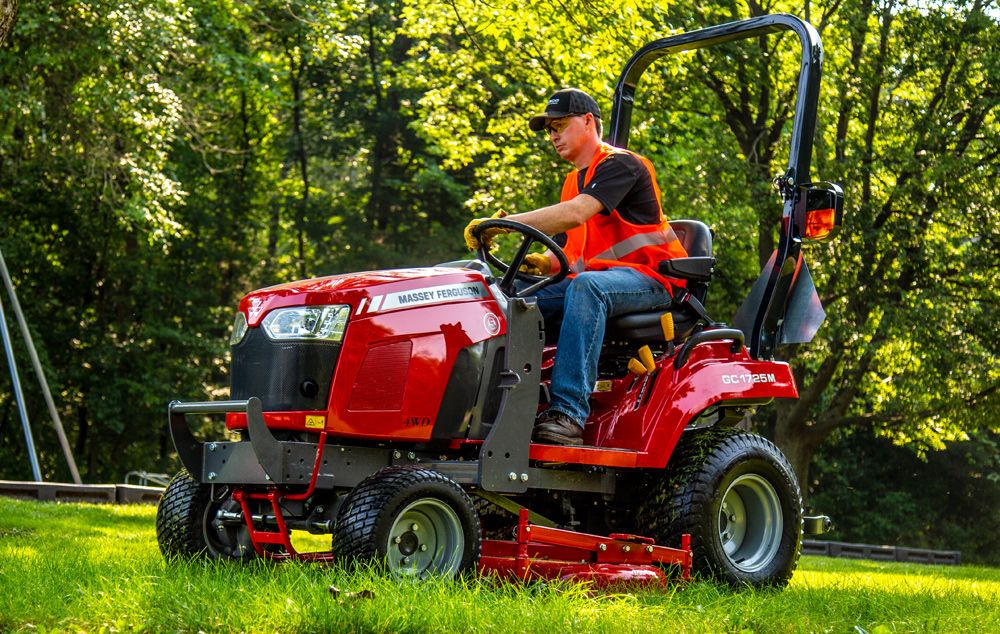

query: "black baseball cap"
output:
528 88 602 132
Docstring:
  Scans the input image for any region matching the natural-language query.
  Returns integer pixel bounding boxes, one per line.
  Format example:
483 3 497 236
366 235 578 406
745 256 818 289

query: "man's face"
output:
546 114 592 162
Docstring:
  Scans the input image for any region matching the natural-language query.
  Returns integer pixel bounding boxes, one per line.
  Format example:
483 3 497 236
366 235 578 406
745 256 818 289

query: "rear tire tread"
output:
639 428 802 587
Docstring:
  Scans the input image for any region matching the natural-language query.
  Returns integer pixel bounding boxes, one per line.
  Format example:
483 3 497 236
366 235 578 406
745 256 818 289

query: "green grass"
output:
1 497 998 633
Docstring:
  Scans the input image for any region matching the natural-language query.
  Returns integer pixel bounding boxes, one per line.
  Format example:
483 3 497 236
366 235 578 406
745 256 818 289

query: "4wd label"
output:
404 416 432 428
722 373 776 385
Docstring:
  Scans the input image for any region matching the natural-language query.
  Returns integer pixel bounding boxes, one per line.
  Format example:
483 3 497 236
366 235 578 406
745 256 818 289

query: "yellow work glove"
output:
463 210 509 251
519 252 551 276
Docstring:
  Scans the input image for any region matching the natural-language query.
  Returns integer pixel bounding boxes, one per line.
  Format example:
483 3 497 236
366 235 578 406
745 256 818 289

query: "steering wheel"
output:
473 218 570 298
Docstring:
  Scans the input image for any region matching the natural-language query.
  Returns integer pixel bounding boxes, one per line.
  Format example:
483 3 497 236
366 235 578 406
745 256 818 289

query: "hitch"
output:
804 514 833 535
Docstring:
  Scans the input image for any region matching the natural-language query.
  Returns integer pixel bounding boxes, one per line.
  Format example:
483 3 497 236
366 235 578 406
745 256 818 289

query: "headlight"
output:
230 311 248 345
260 305 349 342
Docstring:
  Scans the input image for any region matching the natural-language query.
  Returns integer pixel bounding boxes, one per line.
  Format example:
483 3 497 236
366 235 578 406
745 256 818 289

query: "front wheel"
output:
333 466 481 578
638 428 802 587
155 469 254 560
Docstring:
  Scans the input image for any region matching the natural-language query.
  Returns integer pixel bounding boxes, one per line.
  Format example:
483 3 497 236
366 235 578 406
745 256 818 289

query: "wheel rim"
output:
718 474 783 573
202 495 252 558
386 498 464 577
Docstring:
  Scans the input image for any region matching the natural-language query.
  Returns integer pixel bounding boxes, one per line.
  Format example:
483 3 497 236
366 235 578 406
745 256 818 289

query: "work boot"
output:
532 410 584 446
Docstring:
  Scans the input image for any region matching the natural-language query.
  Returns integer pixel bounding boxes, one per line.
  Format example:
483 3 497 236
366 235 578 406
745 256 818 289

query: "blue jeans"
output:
528 267 672 427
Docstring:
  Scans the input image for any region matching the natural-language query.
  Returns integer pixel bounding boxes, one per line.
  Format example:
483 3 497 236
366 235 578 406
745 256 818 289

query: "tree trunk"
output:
287 44 309 280
267 162 291 264
749 161 775 268
0 0 18 48
773 416 828 500
366 15 387 234
74 404 87 477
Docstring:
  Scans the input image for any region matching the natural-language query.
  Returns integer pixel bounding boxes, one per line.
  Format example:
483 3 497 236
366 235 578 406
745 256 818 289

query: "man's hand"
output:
519 252 551 276
463 211 509 251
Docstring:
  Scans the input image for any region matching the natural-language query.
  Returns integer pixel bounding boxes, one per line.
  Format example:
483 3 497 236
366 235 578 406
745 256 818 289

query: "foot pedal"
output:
803 515 833 535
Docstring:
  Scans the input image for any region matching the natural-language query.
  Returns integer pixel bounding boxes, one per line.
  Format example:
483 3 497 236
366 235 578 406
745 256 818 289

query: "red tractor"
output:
157 14 841 587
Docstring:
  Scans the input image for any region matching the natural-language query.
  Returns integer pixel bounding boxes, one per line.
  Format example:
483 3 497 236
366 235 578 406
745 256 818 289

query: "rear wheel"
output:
156 469 253 560
638 428 802 587
333 466 481 578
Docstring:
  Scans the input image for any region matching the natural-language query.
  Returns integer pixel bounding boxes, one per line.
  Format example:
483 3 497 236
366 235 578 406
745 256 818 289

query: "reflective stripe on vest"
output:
592 231 672 262
559 143 687 289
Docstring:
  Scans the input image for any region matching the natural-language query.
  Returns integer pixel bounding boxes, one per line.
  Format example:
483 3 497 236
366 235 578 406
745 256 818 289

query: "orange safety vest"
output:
560 143 687 290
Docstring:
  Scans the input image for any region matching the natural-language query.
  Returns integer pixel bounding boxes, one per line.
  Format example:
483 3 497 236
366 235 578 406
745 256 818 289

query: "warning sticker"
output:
304 415 326 430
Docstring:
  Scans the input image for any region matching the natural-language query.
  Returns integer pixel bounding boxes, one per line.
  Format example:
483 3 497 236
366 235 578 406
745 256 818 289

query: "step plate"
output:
528 444 642 468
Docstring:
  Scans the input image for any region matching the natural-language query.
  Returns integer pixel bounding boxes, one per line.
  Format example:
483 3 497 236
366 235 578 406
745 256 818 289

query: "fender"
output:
635 341 796 468
578 338 796 468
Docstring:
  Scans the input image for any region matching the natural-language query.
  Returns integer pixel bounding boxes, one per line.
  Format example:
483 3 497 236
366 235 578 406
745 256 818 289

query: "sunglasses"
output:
544 114 587 134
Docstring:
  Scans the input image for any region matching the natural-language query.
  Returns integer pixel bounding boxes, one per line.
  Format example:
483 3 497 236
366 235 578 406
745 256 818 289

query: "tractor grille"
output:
347 341 412 411
230 327 340 411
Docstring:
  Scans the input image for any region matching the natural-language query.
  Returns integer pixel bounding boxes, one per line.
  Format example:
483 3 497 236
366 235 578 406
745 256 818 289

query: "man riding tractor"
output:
465 88 688 447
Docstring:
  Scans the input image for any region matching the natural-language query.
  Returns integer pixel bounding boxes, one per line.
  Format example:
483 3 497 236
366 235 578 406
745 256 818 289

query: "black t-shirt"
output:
576 153 661 225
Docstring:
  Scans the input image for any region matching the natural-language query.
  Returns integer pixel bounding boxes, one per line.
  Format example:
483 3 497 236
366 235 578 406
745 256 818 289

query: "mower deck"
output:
480 510 692 586
233 498 693 585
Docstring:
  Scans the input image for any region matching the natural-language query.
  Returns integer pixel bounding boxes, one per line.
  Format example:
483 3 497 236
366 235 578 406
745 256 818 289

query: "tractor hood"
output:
238 267 494 327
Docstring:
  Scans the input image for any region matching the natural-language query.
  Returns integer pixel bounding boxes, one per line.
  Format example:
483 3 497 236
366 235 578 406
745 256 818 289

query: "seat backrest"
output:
669 219 713 305
669 219 713 258
605 220 715 344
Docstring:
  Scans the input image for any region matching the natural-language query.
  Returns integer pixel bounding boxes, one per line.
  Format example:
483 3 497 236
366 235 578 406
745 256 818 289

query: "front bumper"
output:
168 398 389 488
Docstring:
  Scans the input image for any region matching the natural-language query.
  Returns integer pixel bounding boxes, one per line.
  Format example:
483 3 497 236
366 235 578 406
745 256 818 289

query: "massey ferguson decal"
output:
722 373 777 385
357 282 488 315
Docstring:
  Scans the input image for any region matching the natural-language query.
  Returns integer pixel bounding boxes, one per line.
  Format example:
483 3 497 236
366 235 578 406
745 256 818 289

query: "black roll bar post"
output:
606 14 824 359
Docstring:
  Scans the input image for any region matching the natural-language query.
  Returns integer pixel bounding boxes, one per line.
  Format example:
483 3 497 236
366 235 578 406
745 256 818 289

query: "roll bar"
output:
608 14 822 188
606 14 827 359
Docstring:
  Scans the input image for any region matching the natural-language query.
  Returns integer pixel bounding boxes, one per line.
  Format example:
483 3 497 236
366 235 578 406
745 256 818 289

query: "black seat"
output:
606 220 715 343
665 220 713 303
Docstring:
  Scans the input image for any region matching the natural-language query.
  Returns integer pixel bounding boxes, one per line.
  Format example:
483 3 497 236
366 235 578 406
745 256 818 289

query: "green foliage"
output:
811 428 1000 565
774 0 1000 478
0 0 222 481
2 497 1000 632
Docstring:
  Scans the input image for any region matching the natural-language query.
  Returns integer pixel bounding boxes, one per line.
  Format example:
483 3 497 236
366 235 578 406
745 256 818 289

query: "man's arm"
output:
507 194 604 235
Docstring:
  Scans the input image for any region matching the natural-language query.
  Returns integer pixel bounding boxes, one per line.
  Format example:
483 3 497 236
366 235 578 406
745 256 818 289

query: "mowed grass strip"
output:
1 496 997 633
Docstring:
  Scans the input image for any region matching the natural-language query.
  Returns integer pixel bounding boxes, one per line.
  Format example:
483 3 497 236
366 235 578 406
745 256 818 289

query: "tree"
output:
773 0 1000 489
0 0 232 479
0 0 472 480
810 427 1000 563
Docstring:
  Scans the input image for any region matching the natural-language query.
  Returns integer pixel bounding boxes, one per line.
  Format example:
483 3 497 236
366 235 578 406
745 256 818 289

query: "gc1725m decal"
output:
722 373 776 385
